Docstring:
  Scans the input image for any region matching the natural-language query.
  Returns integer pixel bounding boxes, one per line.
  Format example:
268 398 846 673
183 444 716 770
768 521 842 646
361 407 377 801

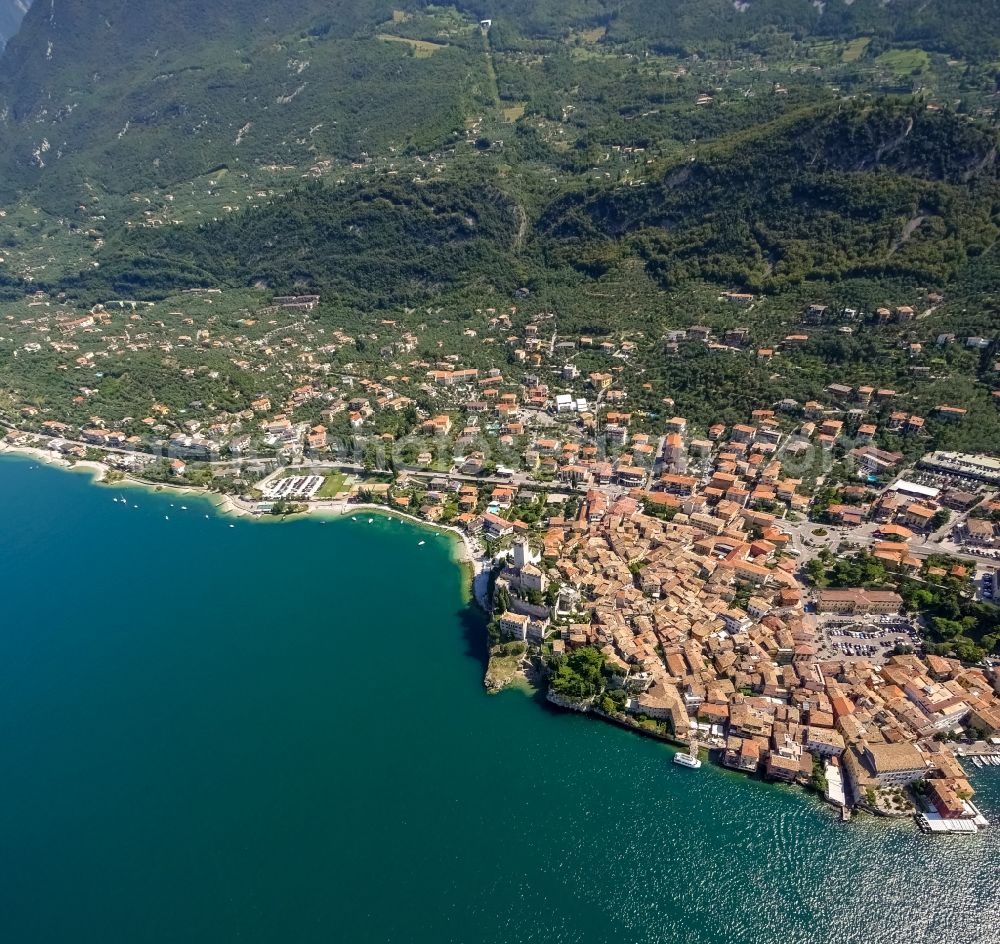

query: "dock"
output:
915 802 990 835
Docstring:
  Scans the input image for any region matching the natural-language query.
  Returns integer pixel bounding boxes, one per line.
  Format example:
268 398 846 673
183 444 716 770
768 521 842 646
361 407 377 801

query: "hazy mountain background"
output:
0 0 30 48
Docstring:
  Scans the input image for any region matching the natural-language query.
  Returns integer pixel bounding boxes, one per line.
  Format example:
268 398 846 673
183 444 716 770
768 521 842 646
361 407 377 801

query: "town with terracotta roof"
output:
2 286 1000 831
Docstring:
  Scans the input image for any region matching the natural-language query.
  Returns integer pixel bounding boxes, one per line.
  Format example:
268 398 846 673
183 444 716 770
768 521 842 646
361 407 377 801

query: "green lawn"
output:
376 34 448 58
841 37 870 63
316 473 349 498
876 48 931 75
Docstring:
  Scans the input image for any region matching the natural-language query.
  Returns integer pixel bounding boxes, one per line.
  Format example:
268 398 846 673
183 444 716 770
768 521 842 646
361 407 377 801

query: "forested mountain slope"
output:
540 104 1000 292
2 0 999 209
61 102 998 311
67 177 522 306
0 0 475 207
471 0 1000 60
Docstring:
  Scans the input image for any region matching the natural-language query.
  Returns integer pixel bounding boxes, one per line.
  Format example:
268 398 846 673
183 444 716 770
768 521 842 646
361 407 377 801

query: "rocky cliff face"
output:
0 0 30 49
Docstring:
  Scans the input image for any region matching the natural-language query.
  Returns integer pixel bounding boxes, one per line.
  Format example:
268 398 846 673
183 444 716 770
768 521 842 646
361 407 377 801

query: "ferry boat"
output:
673 752 702 769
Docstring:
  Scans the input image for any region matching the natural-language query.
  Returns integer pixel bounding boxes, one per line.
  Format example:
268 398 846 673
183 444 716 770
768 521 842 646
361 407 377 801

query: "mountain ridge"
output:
2 0 1000 209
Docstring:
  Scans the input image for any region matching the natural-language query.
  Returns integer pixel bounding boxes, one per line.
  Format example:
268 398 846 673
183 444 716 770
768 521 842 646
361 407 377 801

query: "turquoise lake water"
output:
1 455 998 943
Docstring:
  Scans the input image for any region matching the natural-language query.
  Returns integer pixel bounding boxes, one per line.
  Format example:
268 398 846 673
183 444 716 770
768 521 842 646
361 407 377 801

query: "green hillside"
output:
464 0 1000 59
0 1 483 208
67 176 522 306
0 0 997 455
540 103 1000 292
2 0 1000 210
51 101 997 305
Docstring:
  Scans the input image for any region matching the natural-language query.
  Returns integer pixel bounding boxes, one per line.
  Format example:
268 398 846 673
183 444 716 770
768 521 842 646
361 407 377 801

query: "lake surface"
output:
1 455 998 944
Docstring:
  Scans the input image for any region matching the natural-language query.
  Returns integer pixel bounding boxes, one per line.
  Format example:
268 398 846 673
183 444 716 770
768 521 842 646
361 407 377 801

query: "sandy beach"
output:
0 441 77 469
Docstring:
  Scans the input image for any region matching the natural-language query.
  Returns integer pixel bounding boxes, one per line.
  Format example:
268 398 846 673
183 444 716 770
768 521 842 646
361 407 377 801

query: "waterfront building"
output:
861 743 928 787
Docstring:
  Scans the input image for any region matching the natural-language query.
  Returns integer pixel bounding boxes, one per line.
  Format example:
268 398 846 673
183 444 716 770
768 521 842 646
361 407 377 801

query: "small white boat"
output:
973 757 984 768
418 540 425 546
368 518 373 523
991 756 1000 767
352 516 357 521
181 506 187 510
229 524 235 528
164 516 169 520
673 752 702 769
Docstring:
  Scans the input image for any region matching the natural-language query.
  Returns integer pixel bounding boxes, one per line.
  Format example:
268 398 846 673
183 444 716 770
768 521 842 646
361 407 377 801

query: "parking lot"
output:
817 614 922 664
